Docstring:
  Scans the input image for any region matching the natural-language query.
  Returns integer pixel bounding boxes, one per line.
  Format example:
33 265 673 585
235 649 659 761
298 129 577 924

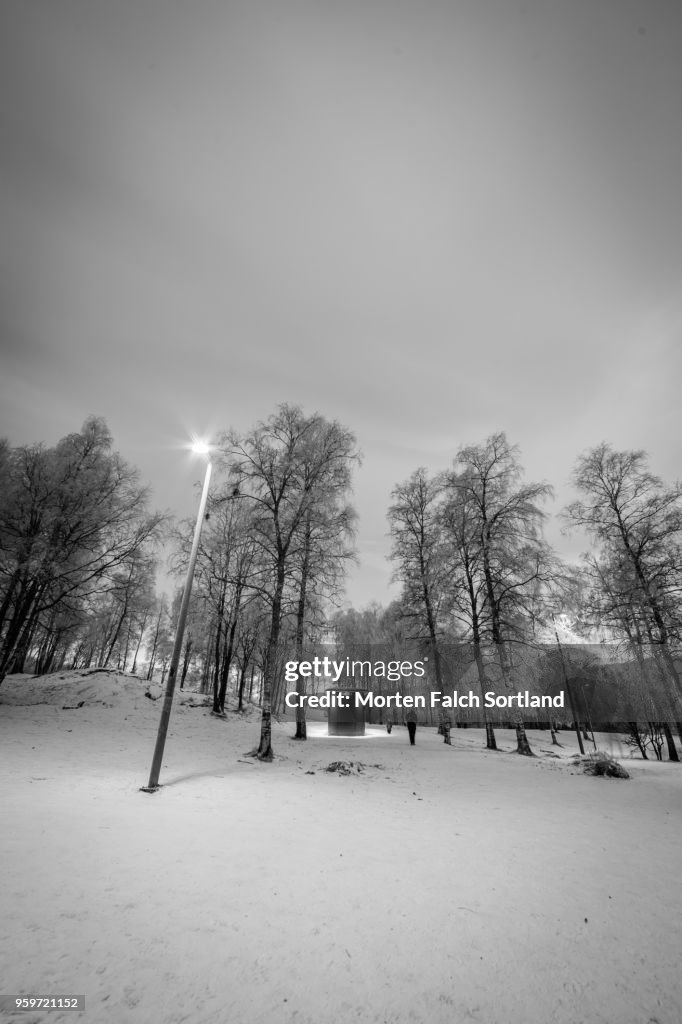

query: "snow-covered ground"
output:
1 671 681 1024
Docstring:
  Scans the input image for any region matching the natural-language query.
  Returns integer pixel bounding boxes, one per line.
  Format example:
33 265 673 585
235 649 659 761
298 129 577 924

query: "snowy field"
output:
1 671 681 1024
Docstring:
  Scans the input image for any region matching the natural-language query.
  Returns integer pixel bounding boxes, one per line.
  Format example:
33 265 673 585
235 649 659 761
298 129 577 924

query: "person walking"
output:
405 706 418 745
385 711 393 735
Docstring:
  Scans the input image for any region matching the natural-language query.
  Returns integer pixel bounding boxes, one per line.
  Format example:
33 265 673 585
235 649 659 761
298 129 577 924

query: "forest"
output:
1 404 681 763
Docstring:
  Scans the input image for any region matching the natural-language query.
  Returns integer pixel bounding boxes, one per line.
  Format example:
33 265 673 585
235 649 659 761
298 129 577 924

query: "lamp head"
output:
191 439 212 456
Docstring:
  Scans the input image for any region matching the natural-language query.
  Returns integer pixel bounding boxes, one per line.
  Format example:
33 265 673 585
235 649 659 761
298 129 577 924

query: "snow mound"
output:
0 671 209 711
324 760 384 775
574 751 630 779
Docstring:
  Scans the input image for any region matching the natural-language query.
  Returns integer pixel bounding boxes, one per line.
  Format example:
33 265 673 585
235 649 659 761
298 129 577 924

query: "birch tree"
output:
439 471 498 749
565 444 682 744
388 468 448 697
0 418 165 684
449 433 554 755
220 404 360 760
291 494 358 739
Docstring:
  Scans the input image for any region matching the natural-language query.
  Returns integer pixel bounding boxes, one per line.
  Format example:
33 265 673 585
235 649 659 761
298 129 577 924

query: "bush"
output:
578 752 630 779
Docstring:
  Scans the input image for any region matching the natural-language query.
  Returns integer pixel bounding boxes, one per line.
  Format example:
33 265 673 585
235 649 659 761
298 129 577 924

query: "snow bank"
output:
1 672 681 1024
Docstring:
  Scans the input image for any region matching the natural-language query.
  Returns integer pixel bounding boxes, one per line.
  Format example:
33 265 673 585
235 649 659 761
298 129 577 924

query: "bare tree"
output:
0 417 166 684
219 404 360 760
388 469 448 699
439 471 498 749
449 433 554 755
177 490 260 713
564 444 682 742
291 492 358 739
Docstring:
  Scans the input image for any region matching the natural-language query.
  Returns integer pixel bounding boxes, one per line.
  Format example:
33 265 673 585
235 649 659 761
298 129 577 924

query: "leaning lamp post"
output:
141 441 212 792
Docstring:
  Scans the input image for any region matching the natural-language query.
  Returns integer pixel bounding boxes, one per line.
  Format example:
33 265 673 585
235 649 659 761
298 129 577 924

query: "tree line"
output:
1 411 680 762
387 432 682 759
0 406 360 764
0 417 165 686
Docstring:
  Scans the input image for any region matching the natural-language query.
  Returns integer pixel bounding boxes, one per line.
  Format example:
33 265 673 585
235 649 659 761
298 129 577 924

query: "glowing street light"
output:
141 441 213 792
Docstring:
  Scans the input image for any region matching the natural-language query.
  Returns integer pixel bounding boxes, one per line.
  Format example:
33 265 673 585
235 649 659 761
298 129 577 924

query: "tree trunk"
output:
293 516 312 740
237 662 248 711
485 722 497 749
0 570 21 640
480 521 531 756
146 606 165 681
131 609 150 675
0 580 41 682
252 567 286 761
497 645 534 758
180 635 193 690
662 722 679 762
515 721 533 756
121 621 133 672
628 722 648 759
418 546 446 714
473 641 496 750
103 603 128 668
70 641 84 670
8 600 42 675
212 582 227 712
201 628 214 694
294 671 307 739
217 589 241 713
648 645 682 757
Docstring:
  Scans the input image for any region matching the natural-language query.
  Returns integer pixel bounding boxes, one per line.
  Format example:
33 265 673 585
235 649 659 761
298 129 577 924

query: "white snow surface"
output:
1 670 681 1024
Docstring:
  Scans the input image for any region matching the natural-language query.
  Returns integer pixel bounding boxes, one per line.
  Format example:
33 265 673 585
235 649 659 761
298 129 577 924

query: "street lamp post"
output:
141 444 212 792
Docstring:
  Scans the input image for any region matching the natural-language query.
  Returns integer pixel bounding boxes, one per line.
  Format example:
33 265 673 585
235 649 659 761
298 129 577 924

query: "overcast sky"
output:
2 0 681 607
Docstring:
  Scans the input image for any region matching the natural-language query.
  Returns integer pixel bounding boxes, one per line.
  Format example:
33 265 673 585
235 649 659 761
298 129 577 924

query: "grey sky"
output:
2 0 681 606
